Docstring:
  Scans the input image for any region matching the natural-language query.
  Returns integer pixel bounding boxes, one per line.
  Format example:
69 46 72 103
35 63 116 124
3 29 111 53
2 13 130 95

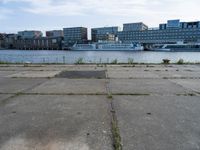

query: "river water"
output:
0 50 200 64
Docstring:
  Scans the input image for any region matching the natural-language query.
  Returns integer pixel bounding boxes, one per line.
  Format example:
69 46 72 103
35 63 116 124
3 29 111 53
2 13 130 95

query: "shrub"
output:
128 58 134 64
177 59 184 64
111 59 118 64
75 58 84 64
107 93 113 99
0 61 8 64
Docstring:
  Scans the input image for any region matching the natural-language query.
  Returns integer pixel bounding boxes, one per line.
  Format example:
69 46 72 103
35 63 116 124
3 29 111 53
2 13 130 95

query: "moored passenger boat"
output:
71 43 144 51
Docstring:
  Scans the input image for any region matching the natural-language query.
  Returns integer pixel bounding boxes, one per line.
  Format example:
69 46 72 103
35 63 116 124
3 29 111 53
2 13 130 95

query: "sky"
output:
0 0 199 36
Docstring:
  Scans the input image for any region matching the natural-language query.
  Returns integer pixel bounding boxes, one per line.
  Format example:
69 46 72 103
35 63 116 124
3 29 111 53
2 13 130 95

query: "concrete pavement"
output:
0 64 200 150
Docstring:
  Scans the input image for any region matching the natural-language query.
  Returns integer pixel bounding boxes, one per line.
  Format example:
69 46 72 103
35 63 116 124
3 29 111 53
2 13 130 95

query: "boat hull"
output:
71 48 143 51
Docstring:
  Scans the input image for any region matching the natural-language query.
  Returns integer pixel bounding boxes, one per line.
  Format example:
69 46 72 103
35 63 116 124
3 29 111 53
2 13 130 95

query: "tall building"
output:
63 27 87 44
118 20 200 44
18 30 43 39
0 33 5 40
91 27 120 42
3 34 18 49
46 30 63 37
123 22 148 31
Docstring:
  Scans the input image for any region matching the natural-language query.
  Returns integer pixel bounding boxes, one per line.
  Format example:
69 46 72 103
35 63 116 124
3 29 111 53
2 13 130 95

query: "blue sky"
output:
0 0 199 35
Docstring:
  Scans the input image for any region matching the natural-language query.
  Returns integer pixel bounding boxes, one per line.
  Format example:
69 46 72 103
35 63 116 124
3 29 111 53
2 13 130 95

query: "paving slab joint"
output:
169 79 200 95
0 79 48 106
110 98 122 150
105 68 123 150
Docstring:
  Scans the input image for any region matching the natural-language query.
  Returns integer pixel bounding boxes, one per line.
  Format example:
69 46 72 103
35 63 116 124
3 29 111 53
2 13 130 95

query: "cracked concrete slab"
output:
0 64 200 149
107 70 160 79
7 71 61 78
109 78 191 95
156 70 200 79
0 78 47 94
0 71 19 77
27 79 107 94
0 95 112 150
114 95 200 150
170 79 200 93
0 94 13 103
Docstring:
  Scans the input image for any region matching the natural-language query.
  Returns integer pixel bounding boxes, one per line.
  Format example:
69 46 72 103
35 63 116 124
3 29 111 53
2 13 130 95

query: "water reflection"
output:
0 50 200 64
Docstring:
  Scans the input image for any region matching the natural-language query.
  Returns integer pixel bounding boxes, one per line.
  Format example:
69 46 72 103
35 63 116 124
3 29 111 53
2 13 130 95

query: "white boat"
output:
71 44 96 50
71 43 144 51
149 43 200 52
97 43 144 51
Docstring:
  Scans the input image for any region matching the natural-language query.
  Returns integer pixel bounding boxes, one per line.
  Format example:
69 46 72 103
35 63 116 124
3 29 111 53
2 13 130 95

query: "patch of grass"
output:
23 63 30 67
176 93 197 96
177 59 184 65
111 119 122 150
187 93 196 96
184 69 193 72
0 61 9 64
97 64 104 67
121 65 135 67
114 93 150 96
107 93 113 99
127 58 134 64
23 92 106 96
15 92 23 96
11 77 18 78
146 65 155 68
111 59 118 64
75 58 84 64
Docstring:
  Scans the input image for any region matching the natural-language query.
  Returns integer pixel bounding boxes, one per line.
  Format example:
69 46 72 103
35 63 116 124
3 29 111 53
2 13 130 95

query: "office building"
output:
0 33 5 40
94 33 116 42
91 27 120 42
46 30 63 37
14 36 63 50
123 22 148 31
63 27 87 44
0 33 5 48
118 20 200 44
1 34 18 49
159 19 200 30
18 30 43 39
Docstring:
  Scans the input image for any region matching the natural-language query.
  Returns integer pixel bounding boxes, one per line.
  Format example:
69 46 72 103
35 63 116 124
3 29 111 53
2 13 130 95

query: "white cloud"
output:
0 7 13 20
1 0 200 27
2 0 199 18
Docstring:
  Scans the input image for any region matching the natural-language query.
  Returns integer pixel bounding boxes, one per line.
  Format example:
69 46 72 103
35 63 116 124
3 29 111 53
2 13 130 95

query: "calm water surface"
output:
0 50 200 64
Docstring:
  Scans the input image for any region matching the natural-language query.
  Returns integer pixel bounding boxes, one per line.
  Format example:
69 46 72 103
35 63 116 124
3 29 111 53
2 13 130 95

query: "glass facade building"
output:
118 20 200 44
63 27 88 44
46 30 63 37
123 22 148 31
91 27 120 42
18 31 43 39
